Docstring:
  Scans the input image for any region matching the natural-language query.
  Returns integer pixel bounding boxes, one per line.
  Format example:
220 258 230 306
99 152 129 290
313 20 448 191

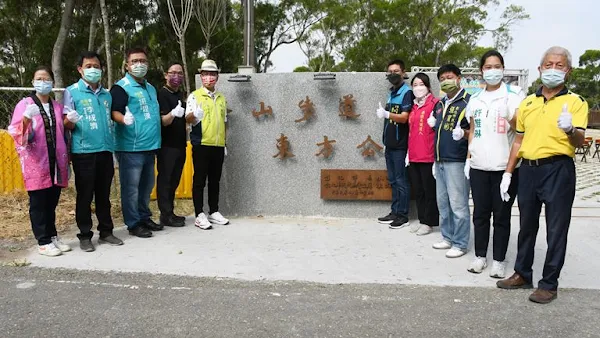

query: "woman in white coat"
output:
465 50 525 278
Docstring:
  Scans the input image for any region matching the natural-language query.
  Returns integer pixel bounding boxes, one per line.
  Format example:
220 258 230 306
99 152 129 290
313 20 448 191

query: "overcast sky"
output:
268 0 600 85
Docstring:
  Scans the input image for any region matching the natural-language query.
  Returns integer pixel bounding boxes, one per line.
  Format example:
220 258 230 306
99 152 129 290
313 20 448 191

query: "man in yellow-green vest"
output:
186 59 229 230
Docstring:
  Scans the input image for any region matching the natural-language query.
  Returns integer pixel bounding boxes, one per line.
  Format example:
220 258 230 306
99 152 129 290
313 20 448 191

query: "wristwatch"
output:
566 127 576 136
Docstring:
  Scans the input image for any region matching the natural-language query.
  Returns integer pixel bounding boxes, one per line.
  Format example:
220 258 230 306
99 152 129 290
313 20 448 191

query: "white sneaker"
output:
490 260 507 279
467 256 487 273
51 236 71 252
194 213 213 230
409 223 421 233
38 243 62 257
208 211 229 225
416 225 433 236
432 240 452 250
445 247 467 258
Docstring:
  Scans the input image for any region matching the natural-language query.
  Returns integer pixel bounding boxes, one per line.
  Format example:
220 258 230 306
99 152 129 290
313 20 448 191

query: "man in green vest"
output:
64 51 123 252
186 59 229 230
110 47 162 238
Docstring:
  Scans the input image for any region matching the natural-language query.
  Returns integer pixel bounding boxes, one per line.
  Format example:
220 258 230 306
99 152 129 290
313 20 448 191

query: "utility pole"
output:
239 0 255 74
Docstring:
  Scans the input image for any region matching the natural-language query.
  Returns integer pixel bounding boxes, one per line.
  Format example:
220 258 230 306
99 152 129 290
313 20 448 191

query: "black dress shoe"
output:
129 226 153 238
98 234 124 245
173 214 186 223
79 238 95 252
142 219 164 231
161 215 185 227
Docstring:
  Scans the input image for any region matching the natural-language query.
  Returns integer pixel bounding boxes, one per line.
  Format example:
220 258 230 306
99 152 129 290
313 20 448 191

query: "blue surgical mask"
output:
83 68 102 84
483 69 503 86
33 80 53 95
540 69 566 89
130 63 148 78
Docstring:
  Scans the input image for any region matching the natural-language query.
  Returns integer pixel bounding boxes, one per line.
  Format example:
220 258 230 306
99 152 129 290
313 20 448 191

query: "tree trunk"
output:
180 34 191 96
99 0 113 87
88 0 100 50
51 0 76 91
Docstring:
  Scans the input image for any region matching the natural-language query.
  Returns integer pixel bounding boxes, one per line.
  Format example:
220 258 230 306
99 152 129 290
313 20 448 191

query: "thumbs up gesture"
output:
171 100 185 118
123 106 135 125
452 123 465 141
376 102 390 119
557 103 573 133
427 111 436 128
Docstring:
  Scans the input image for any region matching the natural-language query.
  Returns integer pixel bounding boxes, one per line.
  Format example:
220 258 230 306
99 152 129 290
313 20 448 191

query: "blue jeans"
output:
385 148 410 217
116 151 156 229
435 161 470 250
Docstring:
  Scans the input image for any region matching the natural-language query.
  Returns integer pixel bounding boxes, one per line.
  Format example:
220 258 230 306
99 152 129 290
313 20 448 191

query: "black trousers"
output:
192 145 225 215
71 151 115 239
470 168 518 261
28 185 62 245
408 162 439 226
157 146 186 220
514 157 575 291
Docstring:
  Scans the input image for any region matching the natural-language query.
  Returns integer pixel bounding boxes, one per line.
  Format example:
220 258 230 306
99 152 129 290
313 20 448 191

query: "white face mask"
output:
412 85 429 99
482 69 504 86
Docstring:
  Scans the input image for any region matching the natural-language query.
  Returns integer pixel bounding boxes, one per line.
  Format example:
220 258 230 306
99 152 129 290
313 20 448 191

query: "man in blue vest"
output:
110 47 162 238
375 59 415 229
64 51 123 252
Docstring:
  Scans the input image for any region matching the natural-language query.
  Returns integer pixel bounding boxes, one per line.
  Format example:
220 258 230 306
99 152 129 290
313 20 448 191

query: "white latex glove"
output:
123 106 135 126
171 100 185 118
432 162 436 180
405 153 409 167
427 111 436 128
65 107 82 123
452 125 465 141
464 158 471 180
194 102 205 121
500 172 512 202
376 102 390 119
23 104 40 119
557 103 573 133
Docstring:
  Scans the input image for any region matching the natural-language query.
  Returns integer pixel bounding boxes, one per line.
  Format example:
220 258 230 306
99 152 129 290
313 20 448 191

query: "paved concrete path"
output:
25 215 600 290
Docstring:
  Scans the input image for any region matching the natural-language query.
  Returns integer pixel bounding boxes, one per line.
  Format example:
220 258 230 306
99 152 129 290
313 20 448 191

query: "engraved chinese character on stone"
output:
338 94 360 119
273 133 295 159
295 96 315 123
315 136 336 159
357 135 383 157
252 101 273 118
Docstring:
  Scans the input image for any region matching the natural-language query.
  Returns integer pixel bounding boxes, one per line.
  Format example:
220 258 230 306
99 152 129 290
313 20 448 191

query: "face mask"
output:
83 68 102 84
168 74 183 87
440 79 459 93
201 74 217 87
540 69 566 89
412 85 429 99
33 80 53 95
130 63 148 78
386 73 402 86
482 69 503 86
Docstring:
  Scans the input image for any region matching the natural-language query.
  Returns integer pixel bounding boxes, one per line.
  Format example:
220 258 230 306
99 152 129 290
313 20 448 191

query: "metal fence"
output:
0 87 65 130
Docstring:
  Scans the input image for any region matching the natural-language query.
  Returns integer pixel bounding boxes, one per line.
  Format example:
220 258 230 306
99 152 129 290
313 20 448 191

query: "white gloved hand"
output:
224 146 228 157
452 125 465 141
500 172 512 202
405 153 409 167
123 106 135 125
65 107 82 123
171 100 185 118
376 102 390 119
23 104 40 119
464 158 471 180
557 103 573 133
427 111 436 128
432 162 436 180
194 102 205 121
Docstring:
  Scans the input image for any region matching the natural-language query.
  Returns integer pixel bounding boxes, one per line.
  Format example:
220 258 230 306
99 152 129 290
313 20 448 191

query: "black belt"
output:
522 155 571 166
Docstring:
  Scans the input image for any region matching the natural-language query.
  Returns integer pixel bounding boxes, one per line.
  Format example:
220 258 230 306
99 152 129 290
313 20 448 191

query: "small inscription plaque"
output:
321 169 391 201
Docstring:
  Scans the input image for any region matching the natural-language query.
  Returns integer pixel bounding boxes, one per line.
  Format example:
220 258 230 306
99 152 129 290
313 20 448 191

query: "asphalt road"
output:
1 267 599 338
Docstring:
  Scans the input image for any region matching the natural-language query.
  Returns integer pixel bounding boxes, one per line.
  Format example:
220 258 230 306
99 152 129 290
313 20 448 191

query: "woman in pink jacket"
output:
8 66 71 257
407 73 440 236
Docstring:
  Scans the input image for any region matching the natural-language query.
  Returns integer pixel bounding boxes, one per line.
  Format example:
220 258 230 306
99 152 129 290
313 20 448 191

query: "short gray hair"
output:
540 46 572 68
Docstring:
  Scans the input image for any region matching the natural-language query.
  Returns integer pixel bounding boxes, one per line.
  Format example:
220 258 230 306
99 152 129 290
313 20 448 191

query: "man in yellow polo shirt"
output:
496 46 588 304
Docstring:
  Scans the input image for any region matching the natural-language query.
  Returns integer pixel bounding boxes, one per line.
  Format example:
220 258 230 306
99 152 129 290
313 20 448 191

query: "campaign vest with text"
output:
189 89 227 147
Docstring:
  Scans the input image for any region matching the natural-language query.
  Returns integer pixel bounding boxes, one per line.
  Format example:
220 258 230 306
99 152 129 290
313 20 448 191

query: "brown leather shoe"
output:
496 272 533 289
529 289 557 304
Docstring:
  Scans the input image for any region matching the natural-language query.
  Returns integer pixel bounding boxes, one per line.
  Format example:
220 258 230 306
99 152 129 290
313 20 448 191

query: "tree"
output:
88 0 101 51
51 0 77 90
167 0 195 95
99 0 113 86
194 0 227 57
569 50 600 108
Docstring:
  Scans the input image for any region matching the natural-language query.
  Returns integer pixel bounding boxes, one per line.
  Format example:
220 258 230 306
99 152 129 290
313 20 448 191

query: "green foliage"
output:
569 50 600 108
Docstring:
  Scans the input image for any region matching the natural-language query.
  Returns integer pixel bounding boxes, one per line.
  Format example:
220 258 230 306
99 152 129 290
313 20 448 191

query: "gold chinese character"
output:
273 133 295 159
338 94 360 119
315 136 336 159
295 96 316 123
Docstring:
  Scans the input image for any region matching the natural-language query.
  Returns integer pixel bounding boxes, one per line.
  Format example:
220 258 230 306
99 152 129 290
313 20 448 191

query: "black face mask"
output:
386 73 403 86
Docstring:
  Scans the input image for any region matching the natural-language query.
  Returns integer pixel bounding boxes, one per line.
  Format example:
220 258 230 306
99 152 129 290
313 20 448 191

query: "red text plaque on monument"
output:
320 169 392 201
